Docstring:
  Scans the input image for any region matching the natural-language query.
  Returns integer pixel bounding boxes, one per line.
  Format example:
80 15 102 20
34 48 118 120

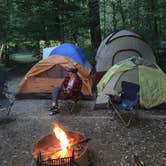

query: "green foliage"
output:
0 0 91 45
0 0 166 69
99 0 166 71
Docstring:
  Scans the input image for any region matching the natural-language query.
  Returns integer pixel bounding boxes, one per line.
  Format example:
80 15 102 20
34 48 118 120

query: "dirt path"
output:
0 73 166 166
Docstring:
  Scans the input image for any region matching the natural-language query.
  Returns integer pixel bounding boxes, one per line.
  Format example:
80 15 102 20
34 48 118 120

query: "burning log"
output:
73 138 91 147
33 124 90 166
33 138 90 160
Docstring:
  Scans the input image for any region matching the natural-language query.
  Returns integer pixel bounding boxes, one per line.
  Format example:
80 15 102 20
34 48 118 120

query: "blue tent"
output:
49 43 88 67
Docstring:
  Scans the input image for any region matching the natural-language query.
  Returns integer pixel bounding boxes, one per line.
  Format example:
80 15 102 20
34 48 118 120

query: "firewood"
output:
127 152 144 166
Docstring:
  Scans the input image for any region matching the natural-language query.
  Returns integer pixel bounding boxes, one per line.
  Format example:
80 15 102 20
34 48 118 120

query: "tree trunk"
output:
134 0 139 31
88 0 101 52
118 0 126 28
147 0 160 60
112 2 117 31
147 0 160 44
52 0 63 41
103 0 106 36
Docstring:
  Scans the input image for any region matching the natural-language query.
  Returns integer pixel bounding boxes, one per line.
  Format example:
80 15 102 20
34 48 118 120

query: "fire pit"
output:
33 124 90 166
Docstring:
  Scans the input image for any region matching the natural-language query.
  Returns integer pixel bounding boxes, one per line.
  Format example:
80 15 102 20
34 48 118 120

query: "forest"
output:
0 0 166 70
1 1 166 165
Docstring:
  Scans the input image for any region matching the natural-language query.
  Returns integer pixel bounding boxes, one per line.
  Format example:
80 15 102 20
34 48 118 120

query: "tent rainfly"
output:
96 57 166 109
16 56 93 99
95 29 156 84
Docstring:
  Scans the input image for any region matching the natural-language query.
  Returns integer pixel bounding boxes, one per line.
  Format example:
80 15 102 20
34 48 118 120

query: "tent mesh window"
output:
37 65 67 78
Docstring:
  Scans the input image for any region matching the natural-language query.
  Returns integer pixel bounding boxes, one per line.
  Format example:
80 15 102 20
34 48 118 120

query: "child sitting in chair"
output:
48 67 82 115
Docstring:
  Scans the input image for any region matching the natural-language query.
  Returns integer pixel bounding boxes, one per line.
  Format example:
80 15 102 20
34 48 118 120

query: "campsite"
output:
1 1 166 166
1 69 166 166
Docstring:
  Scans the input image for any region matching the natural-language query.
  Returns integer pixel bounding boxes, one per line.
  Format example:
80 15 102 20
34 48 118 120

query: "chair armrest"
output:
106 94 121 108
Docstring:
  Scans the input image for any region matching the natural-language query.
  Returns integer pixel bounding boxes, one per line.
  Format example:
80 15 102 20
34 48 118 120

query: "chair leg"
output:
63 101 77 113
112 105 133 127
70 103 76 112
0 107 6 112
6 106 11 116
63 101 71 112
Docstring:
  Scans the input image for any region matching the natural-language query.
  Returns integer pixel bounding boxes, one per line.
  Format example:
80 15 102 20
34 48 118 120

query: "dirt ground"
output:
0 67 166 166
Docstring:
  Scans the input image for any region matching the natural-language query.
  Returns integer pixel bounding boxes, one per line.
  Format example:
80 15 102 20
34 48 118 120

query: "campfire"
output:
33 124 90 166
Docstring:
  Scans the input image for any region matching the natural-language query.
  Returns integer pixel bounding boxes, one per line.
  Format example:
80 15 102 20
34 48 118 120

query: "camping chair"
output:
61 90 81 113
0 70 15 115
108 81 140 127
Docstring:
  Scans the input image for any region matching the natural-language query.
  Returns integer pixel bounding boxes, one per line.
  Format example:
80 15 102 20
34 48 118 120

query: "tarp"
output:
43 46 57 59
50 43 87 66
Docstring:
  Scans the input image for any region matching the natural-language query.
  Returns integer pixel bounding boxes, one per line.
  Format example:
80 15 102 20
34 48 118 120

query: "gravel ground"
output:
0 70 166 166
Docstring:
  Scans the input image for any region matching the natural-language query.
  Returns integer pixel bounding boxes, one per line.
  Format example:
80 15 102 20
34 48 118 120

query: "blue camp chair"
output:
109 81 140 127
0 70 15 115
0 70 8 97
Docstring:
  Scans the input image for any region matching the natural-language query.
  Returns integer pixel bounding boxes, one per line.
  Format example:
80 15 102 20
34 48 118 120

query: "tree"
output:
88 0 101 52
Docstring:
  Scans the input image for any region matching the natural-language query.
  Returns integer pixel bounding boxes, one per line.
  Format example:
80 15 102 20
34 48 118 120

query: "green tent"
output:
96 57 166 109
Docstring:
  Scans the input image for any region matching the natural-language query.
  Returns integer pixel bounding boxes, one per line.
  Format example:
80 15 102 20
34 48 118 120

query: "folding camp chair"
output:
49 88 81 114
61 92 81 113
0 70 15 115
108 81 140 127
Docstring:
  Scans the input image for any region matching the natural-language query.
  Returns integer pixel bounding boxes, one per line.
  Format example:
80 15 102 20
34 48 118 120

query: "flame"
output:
53 124 71 158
